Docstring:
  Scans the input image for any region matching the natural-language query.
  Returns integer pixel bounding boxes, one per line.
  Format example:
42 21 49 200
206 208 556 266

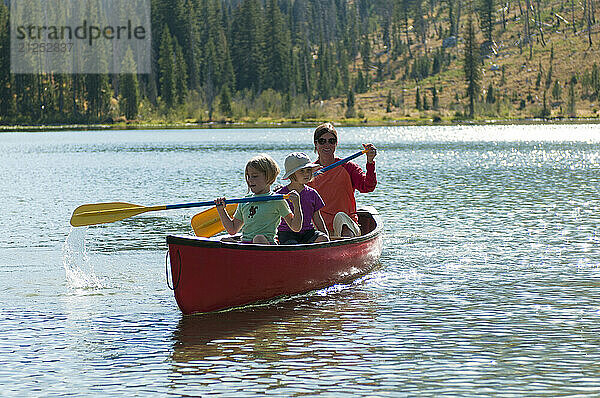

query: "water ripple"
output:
2 126 600 396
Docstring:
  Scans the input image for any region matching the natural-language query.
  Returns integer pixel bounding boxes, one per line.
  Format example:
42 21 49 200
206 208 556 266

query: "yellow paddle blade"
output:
191 203 238 237
70 202 166 227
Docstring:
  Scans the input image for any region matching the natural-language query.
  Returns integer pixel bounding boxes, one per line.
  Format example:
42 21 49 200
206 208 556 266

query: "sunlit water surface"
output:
0 125 599 396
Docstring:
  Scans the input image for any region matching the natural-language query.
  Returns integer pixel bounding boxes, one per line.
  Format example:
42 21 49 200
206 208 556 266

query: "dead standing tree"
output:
523 0 533 58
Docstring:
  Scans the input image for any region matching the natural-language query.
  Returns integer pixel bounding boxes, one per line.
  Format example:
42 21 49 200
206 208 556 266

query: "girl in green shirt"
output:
215 154 302 244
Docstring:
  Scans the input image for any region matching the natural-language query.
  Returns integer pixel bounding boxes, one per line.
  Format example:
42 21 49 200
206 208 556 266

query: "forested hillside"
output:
0 0 598 125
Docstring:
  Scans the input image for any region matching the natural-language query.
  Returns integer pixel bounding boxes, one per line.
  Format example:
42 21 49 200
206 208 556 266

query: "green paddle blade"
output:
70 202 165 227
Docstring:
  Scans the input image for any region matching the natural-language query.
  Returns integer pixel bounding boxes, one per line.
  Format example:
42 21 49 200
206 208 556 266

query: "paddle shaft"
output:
71 194 290 227
165 194 289 210
75 195 290 217
313 149 368 176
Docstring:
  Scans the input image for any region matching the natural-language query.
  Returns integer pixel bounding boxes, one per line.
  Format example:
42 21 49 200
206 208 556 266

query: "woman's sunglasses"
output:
317 138 337 145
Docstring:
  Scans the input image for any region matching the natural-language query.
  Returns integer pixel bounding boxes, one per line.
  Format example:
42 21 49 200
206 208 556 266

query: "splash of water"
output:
62 227 103 290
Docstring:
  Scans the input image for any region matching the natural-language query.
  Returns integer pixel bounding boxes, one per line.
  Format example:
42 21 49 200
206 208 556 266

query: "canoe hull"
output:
167 206 383 314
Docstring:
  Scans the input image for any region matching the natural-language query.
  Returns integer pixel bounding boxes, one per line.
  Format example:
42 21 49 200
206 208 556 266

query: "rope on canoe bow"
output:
165 249 182 291
165 250 171 289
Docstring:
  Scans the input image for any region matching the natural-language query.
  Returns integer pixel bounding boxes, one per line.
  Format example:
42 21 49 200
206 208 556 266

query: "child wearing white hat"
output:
276 152 329 244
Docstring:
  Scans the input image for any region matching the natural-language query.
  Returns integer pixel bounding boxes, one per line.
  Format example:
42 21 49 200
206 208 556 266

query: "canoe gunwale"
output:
167 206 382 252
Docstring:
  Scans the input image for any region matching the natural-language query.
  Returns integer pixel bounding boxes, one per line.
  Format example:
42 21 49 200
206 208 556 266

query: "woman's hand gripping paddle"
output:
70 195 289 227
190 149 368 237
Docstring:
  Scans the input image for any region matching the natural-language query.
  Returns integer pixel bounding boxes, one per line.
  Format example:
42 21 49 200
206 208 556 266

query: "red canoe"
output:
166 206 383 315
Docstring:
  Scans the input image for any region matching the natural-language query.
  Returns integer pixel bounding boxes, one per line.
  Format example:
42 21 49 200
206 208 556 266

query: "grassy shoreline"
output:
1 116 599 132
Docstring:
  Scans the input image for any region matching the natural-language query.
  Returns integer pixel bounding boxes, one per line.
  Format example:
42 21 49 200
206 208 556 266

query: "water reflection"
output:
3 126 600 395
170 289 378 365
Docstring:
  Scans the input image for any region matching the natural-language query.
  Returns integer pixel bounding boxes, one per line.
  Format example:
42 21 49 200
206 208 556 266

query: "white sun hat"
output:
282 152 320 179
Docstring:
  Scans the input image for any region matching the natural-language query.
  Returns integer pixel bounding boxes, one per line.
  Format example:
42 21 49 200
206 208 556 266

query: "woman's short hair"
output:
245 154 280 185
313 122 338 142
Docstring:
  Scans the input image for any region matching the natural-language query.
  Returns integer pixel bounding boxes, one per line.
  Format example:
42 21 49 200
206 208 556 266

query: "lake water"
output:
1 125 599 396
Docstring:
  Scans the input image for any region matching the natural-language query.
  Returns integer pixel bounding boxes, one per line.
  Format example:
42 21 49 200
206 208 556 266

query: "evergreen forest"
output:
0 0 599 126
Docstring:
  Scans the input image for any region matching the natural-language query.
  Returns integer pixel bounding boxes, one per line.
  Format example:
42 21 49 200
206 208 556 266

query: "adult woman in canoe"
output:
307 123 377 237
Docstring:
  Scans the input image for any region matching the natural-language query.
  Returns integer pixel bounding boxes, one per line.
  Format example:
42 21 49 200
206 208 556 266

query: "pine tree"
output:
333 68 344 97
0 2 15 120
413 0 427 46
567 76 576 117
345 88 356 118
199 1 235 93
346 2 360 60
541 90 550 118
158 25 176 108
486 83 495 103
399 86 405 110
164 0 188 48
264 0 291 92
552 80 562 101
13 76 34 121
386 90 393 112
174 42 188 104
298 38 314 104
71 75 85 120
216 10 235 92
432 55 441 76
591 63 600 98
230 0 265 92
200 0 233 102
361 34 371 81
376 60 384 82
446 0 458 36
479 0 495 42
56 75 67 119
545 64 553 89
283 91 292 114
43 75 60 123
182 0 201 91
398 0 413 57
423 92 429 110
382 12 392 51
356 70 367 93
415 86 422 110
432 86 439 109
85 74 111 121
463 15 481 118
204 39 217 121
120 54 140 121
317 41 333 99
219 85 233 117
338 45 350 91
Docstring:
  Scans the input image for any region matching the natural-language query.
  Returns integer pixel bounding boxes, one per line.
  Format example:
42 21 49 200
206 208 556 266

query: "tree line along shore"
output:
0 0 598 128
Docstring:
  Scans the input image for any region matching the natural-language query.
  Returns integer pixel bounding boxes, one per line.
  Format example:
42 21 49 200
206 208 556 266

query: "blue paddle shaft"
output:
168 150 366 211
165 194 287 210
313 150 366 176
